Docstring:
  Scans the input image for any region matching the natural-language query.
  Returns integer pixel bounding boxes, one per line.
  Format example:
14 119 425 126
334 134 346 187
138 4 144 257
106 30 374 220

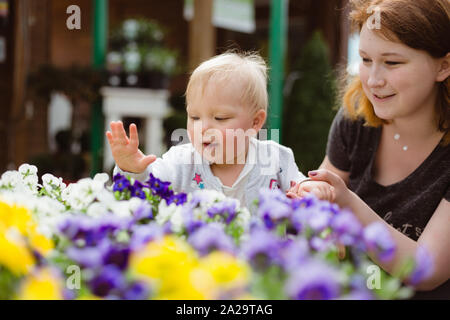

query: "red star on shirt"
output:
193 173 203 185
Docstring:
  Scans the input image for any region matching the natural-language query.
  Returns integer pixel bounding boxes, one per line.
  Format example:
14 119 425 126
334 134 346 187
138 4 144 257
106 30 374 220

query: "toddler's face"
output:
186 82 259 165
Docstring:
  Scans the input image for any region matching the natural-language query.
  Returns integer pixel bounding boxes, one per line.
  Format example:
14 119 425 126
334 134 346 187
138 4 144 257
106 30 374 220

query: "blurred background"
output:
0 0 360 183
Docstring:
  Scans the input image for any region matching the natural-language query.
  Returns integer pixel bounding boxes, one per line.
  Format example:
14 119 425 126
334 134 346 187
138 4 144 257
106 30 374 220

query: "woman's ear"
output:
436 53 450 82
252 109 267 131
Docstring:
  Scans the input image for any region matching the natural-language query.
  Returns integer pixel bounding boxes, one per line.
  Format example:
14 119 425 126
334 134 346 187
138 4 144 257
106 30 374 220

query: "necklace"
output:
394 133 408 151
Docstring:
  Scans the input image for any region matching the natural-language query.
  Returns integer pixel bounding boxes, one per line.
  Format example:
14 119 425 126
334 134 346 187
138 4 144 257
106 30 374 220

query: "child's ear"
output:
436 53 450 82
252 109 267 131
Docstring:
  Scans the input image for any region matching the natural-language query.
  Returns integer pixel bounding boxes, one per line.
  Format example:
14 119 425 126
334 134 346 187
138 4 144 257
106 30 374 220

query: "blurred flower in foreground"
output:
409 245 434 286
363 222 396 263
0 200 54 275
17 268 64 300
285 260 341 300
191 251 250 299
188 223 235 256
129 235 206 299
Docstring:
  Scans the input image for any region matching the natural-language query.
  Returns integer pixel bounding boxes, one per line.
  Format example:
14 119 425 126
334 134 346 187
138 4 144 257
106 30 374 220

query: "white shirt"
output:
114 138 306 213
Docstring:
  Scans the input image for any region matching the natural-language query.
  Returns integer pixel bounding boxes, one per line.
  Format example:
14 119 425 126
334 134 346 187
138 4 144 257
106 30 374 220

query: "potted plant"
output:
143 46 178 89
106 18 179 90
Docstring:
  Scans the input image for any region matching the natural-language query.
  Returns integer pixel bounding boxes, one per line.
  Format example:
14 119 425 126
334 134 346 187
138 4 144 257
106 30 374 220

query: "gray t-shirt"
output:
326 109 449 299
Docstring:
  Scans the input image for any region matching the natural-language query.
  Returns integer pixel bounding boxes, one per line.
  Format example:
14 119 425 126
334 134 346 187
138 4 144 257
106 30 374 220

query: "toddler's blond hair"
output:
186 51 268 114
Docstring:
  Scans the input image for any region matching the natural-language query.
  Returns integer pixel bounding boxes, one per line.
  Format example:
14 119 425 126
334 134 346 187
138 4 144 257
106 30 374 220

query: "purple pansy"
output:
206 199 239 224
89 265 126 297
66 244 105 269
59 215 126 246
129 223 165 250
112 173 131 192
102 243 131 270
259 199 292 230
330 209 363 246
285 260 341 300
363 222 396 262
310 235 334 252
166 192 187 206
130 180 146 199
279 238 310 272
133 201 153 221
409 245 434 286
147 173 173 199
66 239 130 270
188 223 235 256
181 205 206 234
121 281 151 300
240 228 282 269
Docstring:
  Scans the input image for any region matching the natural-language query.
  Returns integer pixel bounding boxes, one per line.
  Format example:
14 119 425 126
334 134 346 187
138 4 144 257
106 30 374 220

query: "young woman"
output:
306 0 449 299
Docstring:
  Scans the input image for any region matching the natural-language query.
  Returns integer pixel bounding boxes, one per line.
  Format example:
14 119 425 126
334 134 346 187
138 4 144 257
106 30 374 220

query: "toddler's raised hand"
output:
105 121 156 173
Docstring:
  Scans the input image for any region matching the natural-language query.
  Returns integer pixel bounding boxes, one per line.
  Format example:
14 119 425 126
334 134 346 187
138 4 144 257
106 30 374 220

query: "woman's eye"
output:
385 61 402 66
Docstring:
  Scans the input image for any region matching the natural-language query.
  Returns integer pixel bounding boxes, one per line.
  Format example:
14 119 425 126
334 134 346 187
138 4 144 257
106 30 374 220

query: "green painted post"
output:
91 0 108 176
268 0 288 142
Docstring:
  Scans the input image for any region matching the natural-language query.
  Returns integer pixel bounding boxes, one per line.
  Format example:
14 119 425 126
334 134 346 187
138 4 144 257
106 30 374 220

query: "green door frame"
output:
268 0 288 142
90 0 108 176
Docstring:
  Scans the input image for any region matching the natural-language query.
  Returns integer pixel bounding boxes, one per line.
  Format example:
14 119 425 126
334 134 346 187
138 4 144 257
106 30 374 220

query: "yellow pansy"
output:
0 201 33 234
194 251 250 292
0 232 35 276
0 200 53 258
130 235 209 299
17 268 63 300
130 235 198 278
28 227 54 256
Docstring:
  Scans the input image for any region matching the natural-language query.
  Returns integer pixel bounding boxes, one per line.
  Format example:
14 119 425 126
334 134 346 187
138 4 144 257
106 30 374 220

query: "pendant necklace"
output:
393 133 408 151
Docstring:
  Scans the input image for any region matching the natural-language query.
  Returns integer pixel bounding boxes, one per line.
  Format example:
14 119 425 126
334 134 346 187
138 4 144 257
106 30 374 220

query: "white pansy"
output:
236 207 251 230
42 173 66 199
156 200 184 232
62 178 106 210
22 174 39 192
109 200 134 218
61 184 73 202
108 197 142 219
96 188 116 205
127 197 145 212
169 206 184 233
18 164 38 177
0 171 23 188
42 173 66 189
86 202 110 218
155 200 172 225
94 173 109 185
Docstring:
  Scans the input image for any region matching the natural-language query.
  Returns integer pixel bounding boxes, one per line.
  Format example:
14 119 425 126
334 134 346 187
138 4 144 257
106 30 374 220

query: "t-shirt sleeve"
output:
326 108 353 172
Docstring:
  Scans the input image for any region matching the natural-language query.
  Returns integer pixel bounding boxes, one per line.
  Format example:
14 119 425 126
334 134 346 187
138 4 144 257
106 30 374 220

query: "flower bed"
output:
0 164 431 300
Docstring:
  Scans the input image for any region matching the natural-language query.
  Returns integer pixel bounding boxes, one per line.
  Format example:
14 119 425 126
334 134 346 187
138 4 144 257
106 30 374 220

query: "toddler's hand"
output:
286 180 335 202
105 121 156 173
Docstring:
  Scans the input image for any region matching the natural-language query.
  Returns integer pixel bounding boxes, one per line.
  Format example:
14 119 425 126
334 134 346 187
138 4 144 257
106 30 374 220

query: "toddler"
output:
106 52 334 213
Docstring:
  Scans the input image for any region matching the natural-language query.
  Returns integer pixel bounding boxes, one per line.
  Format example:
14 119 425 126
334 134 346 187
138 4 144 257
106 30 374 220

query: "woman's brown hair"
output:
342 0 450 145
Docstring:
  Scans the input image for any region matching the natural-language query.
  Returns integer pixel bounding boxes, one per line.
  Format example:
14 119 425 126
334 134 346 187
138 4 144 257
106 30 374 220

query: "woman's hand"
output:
105 121 156 173
286 172 347 259
307 169 352 208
